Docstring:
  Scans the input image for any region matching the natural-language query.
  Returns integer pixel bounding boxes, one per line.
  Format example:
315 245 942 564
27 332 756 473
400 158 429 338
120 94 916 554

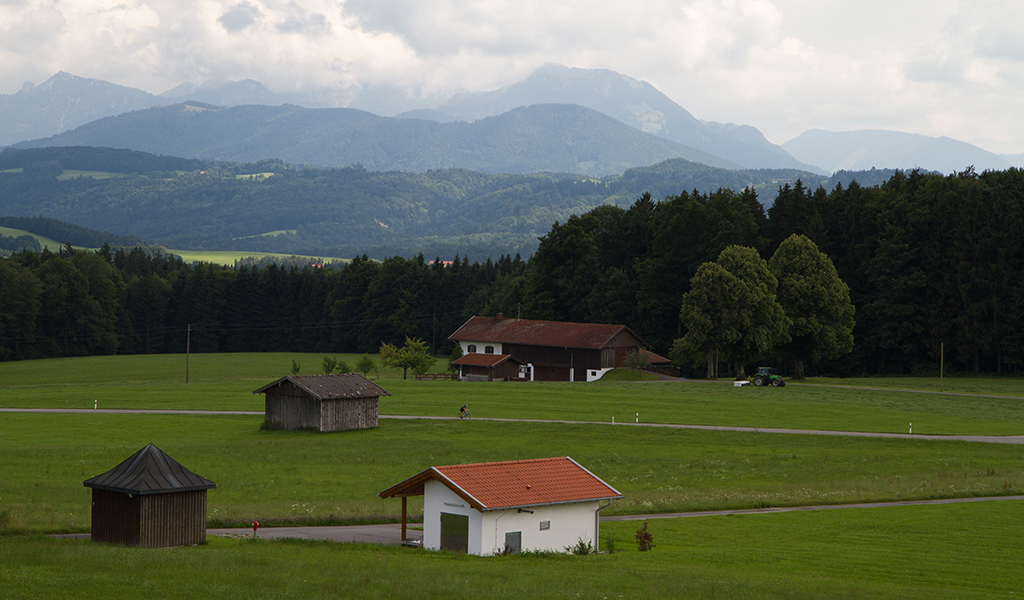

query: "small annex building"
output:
449 314 670 382
83 443 216 547
254 373 390 432
450 352 525 382
379 457 621 556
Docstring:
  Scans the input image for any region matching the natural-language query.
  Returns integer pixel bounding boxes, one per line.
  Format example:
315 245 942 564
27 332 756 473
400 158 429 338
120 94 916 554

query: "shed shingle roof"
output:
83 443 216 495
449 316 643 350
253 373 391 400
379 457 621 511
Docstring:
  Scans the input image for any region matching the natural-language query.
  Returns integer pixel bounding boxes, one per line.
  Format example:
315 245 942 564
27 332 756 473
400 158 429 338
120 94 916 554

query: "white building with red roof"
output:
379 456 622 555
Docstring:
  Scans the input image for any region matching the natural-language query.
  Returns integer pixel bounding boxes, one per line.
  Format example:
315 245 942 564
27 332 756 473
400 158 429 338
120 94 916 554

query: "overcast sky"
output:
2 0 1022 153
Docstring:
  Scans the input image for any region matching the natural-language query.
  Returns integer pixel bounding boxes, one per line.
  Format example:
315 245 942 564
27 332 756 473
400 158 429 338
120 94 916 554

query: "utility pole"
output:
186 323 191 384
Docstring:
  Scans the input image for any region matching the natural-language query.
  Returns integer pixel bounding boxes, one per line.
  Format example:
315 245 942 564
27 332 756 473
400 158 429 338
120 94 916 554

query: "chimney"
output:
495 313 503 321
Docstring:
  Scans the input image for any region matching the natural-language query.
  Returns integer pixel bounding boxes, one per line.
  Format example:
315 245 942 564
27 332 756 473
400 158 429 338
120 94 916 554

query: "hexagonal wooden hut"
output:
83 443 215 547
254 374 391 432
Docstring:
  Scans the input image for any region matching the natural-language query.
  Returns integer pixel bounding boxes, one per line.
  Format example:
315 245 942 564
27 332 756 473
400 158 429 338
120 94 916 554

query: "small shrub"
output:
290 359 301 375
498 543 516 556
336 359 351 374
356 354 376 376
635 521 656 551
321 356 338 374
565 538 593 555
605 534 615 554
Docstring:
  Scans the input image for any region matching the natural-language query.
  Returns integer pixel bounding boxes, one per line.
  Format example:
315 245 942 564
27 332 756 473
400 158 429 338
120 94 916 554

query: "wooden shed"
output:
83 443 215 547
254 373 391 432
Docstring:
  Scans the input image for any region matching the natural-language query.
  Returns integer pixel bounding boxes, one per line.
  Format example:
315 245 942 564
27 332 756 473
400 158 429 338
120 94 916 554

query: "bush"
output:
635 521 655 551
565 538 593 555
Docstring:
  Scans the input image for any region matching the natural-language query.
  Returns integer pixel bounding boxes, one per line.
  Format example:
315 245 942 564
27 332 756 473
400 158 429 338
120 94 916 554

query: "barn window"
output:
467 345 477 353
484 346 494 354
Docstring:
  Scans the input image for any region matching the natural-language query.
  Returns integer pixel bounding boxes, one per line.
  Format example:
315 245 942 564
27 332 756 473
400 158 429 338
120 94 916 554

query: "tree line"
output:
2 166 1023 377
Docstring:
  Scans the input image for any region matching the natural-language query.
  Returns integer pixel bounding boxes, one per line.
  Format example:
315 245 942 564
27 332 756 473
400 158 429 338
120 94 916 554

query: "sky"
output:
2 0 1023 154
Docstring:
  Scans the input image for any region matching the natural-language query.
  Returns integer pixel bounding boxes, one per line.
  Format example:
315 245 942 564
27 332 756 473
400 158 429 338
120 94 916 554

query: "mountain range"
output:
11 102 741 176
1 66 1020 177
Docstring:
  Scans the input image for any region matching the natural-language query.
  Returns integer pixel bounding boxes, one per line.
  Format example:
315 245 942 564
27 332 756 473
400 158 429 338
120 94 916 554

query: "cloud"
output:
219 1 263 32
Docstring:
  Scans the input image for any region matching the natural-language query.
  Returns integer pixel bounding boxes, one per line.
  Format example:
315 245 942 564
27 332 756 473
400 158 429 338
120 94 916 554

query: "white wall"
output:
478 501 600 555
459 341 503 355
586 368 613 382
423 478 601 556
422 479 484 554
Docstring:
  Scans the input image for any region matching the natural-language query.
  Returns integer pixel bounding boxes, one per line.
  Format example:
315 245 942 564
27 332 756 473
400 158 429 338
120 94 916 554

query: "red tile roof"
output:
451 353 521 368
450 316 644 350
379 457 621 511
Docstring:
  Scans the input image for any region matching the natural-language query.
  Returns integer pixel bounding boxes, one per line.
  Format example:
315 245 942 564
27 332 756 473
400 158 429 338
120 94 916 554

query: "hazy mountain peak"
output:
782 129 1012 174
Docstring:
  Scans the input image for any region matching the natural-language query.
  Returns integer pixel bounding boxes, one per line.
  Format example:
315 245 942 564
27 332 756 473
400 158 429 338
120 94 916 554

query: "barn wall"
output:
139 490 208 547
265 386 321 430
91 489 207 547
91 488 141 545
321 397 378 431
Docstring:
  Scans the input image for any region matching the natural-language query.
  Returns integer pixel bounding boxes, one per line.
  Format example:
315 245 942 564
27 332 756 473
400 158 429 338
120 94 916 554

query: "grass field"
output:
2 502 1021 599
2 353 1024 598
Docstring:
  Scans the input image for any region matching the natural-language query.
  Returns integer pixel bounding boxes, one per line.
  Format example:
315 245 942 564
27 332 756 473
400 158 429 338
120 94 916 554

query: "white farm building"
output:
379 456 622 555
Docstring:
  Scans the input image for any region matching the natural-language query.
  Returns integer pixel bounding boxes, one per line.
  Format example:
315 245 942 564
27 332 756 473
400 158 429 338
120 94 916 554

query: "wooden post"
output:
401 496 407 542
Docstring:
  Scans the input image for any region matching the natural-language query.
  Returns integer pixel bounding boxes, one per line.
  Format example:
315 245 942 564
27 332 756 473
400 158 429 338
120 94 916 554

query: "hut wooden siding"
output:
83 444 215 548
254 374 389 432
90 488 207 547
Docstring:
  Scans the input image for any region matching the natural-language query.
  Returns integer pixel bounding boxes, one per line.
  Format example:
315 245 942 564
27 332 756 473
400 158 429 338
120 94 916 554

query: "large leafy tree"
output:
673 245 790 378
769 234 855 378
379 336 436 380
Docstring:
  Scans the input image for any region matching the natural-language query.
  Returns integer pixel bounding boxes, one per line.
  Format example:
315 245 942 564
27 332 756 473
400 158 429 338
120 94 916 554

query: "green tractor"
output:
751 367 785 387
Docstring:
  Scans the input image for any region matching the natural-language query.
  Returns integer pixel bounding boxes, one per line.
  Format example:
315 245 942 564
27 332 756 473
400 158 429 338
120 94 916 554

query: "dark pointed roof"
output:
83 444 216 495
252 373 392 400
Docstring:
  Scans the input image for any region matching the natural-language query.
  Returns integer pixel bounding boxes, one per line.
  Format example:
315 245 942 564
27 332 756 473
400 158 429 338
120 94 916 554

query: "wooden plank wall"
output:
321 397 378 431
91 489 207 547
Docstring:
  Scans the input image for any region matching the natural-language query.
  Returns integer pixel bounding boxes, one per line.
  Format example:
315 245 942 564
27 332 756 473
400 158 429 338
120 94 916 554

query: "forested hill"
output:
12 102 741 176
4 167 1024 380
0 147 825 260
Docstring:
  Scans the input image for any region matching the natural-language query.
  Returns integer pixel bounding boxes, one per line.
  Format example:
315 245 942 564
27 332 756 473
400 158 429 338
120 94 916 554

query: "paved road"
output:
5 408 1024 444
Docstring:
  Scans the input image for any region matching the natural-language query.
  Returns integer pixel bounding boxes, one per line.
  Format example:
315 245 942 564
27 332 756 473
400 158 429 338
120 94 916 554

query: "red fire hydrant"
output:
252 520 259 538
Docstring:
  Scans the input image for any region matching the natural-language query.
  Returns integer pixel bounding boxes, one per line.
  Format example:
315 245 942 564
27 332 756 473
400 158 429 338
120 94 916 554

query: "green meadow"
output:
2 353 1024 598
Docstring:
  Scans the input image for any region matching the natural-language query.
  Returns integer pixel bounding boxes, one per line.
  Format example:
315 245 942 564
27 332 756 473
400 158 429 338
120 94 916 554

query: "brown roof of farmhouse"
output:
449 315 645 349
252 374 391 400
83 443 216 496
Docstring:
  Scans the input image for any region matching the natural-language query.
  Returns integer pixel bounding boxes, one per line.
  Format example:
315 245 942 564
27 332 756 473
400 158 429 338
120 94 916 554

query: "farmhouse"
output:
449 314 669 382
83 443 215 547
379 456 621 555
253 373 391 432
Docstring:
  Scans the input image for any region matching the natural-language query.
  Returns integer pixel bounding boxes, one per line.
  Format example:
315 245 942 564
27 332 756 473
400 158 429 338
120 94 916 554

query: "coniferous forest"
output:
2 166 1024 378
